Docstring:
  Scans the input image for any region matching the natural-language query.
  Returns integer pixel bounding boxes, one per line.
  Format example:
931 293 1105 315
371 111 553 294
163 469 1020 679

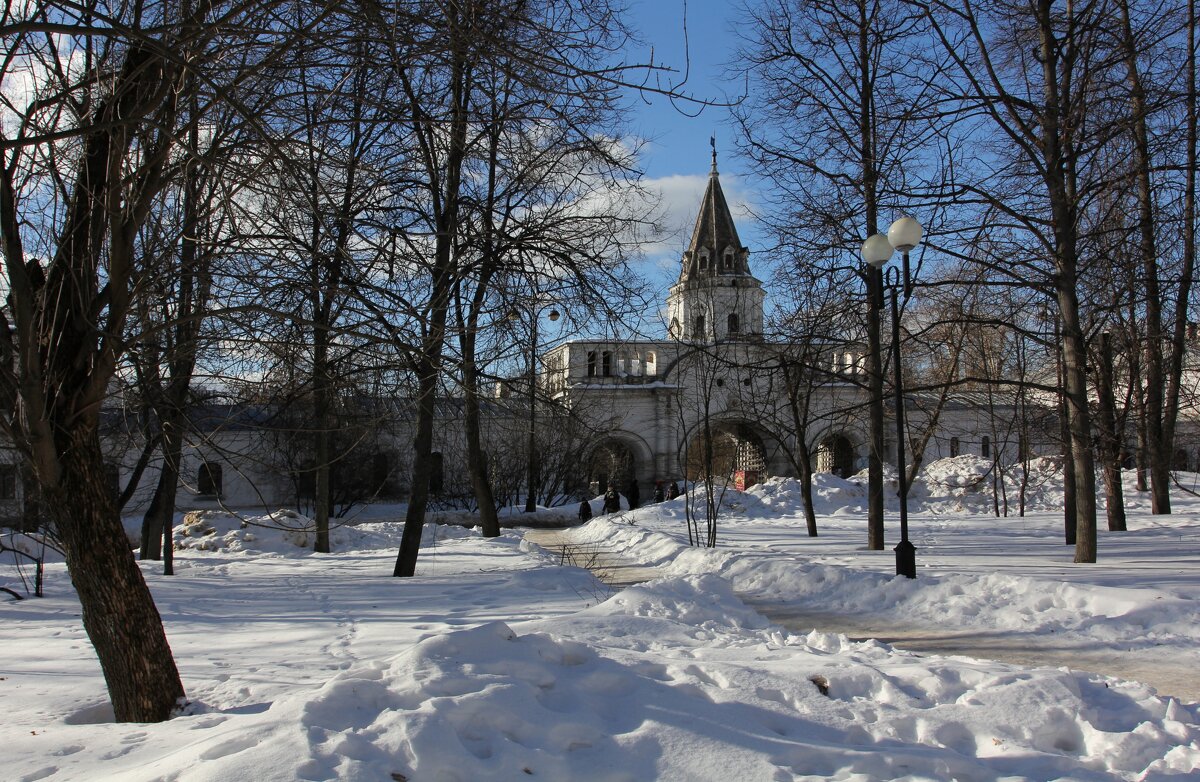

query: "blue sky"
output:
620 0 768 293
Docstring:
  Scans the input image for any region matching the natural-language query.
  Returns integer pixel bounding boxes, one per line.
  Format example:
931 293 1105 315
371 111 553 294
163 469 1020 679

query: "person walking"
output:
653 481 665 504
626 479 641 510
578 498 593 522
603 484 621 514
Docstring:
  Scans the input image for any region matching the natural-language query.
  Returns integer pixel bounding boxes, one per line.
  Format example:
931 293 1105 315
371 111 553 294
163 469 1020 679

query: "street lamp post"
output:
862 215 922 578
511 302 560 513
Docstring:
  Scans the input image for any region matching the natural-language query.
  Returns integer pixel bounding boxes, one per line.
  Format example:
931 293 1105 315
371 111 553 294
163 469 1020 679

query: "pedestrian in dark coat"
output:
653 481 665 504
603 484 621 514
626 479 641 510
667 481 680 500
578 499 593 522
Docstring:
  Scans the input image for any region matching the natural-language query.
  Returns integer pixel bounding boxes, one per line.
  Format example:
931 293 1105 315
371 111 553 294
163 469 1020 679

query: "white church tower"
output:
666 149 765 342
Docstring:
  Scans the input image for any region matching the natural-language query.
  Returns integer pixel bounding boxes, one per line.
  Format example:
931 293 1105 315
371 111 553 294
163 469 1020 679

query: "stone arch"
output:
585 433 654 495
684 420 767 481
816 433 855 478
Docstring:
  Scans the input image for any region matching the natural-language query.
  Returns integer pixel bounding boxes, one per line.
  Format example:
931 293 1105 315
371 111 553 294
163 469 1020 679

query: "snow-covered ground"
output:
2 459 1199 781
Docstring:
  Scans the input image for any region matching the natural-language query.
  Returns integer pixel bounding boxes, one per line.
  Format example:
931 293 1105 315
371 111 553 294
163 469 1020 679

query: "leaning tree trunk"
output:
51 426 186 722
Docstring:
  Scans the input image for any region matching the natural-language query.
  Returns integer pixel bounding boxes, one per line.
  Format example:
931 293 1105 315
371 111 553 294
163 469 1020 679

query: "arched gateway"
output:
586 439 636 494
685 422 766 481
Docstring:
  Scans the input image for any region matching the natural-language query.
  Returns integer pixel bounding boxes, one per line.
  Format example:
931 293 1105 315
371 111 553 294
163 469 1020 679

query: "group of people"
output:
578 478 680 521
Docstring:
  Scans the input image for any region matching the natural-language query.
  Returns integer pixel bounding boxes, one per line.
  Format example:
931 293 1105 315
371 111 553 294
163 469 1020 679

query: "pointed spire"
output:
682 150 746 282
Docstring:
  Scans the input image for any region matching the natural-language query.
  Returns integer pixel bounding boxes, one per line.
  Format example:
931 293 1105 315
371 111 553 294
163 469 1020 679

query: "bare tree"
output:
0 2 197 722
734 0 940 551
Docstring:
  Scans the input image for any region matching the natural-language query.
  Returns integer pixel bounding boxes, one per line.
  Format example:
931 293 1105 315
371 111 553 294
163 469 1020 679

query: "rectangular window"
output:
429 452 444 494
198 462 223 497
0 465 16 500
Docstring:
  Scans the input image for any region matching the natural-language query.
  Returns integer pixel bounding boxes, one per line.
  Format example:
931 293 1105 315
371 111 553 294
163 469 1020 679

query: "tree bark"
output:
52 425 186 722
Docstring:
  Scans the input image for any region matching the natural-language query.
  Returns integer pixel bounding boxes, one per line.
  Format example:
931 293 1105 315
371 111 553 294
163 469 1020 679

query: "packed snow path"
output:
523 513 1200 706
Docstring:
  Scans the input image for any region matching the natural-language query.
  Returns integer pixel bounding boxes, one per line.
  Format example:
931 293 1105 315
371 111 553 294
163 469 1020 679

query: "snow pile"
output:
6 457 1200 781
567 515 1200 654
172 510 477 554
267 576 1200 781
912 455 1067 514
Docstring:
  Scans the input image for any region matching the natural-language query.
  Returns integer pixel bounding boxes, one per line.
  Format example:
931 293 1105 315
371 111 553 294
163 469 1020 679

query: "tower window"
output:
727 313 739 334
601 350 613 376
698 250 709 270
587 350 597 377
694 315 705 337
722 249 733 271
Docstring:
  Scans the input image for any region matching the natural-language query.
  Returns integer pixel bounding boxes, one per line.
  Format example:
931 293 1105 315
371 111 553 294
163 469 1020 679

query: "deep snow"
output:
2 459 1199 781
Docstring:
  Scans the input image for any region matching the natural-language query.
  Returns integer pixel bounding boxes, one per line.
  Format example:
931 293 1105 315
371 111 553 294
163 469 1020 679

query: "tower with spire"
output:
666 147 765 342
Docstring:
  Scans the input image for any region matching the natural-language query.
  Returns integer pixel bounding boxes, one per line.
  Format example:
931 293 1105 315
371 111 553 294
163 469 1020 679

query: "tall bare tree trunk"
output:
1117 0 1170 514
1165 0 1199 470
1096 331 1127 531
395 4 471 577
458 278 501 537
858 0 885 551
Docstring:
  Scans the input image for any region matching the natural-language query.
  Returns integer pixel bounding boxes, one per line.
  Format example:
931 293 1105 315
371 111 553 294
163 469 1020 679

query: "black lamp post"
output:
862 216 923 578
510 302 560 513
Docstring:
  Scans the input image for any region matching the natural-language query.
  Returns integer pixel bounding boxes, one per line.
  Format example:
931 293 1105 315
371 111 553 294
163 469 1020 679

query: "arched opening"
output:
587 439 636 496
727 313 739 335
198 461 223 497
816 435 855 478
685 422 766 481
694 315 705 338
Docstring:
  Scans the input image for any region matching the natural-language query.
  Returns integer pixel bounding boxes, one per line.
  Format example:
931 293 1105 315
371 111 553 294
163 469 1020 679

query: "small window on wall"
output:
698 250 710 270
198 462 222 497
587 350 597 377
982 436 991 458
727 313 740 334
601 350 613 376
949 437 960 457
0 465 16 500
645 352 657 376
